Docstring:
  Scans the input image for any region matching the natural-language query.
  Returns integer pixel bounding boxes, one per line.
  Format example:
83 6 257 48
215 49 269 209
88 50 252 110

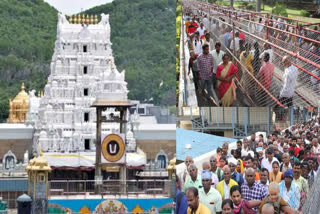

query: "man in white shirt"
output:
199 170 223 214
193 32 203 55
197 23 206 38
202 15 209 30
279 56 298 107
259 43 273 63
204 33 214 52
230 31 240 53
211 41 225 90
261 148 280 172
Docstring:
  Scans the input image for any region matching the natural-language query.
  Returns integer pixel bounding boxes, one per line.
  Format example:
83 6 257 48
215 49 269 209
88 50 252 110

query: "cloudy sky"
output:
44 0 113 15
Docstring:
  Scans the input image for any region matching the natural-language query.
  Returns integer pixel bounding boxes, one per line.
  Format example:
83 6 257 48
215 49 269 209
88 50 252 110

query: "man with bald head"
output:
261 203 274 214
183 164 202 192
279 55 298 107
182 156 194 187
209 155 223 182
216 166 238 199
241 168 268 211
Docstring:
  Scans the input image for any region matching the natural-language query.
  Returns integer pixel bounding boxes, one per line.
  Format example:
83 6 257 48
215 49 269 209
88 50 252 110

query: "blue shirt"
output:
176 189 188 214
232 171 244 186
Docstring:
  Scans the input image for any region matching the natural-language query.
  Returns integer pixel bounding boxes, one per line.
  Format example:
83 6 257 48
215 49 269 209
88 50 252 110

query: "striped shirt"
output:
197 53 214 80
241 181 268 211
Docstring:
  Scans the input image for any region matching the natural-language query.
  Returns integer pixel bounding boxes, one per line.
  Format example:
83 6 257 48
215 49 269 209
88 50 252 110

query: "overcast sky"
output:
44 0 113 15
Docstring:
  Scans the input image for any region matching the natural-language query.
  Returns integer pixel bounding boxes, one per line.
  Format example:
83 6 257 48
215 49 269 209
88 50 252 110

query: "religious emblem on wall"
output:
101 134 125 163
94 200 128 213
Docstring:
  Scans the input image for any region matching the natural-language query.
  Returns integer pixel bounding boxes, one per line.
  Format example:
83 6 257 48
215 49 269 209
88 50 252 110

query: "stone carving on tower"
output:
28 13 129 154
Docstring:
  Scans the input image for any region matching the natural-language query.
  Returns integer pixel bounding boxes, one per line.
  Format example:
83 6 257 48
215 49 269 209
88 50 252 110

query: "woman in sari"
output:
216 54 238 106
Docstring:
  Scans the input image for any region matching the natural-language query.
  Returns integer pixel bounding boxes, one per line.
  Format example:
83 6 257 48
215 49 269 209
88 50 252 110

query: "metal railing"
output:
184 0 320 107
49 179 172 198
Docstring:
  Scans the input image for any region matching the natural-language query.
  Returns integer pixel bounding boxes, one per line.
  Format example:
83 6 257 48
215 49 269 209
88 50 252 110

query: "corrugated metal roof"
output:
177 128 235 161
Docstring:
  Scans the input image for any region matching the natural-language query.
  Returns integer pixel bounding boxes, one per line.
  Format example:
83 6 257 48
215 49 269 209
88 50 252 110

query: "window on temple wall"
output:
83 66 88 74
84 139 90 150
83 45 87 52
84 112 89 122
84 88 88 96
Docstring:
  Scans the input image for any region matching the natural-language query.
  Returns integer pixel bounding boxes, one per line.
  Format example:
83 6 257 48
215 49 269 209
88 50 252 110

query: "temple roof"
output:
12 83 29 105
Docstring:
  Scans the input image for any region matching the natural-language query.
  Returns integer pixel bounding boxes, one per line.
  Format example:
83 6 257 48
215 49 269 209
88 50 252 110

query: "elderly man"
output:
216 166 238 199
280 153 292 173
183 164 202 192
228 157 244 186
259 43 274 63
181 156 194 187
202 162 218 188
279 56 298 107
210 155 224 182
278 136 286 153
279 169 300 210
199 170 222 214
241 168 268 211
186 187 211 214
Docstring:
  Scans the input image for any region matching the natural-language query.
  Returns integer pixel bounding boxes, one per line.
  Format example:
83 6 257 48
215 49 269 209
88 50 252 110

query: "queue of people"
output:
176 115 320 214
185 10 309 107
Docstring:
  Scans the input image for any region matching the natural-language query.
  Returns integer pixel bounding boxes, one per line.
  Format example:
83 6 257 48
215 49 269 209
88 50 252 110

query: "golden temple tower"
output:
7 82 29 123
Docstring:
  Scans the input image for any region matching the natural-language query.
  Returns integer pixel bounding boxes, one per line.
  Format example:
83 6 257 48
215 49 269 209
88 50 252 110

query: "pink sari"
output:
216 62 238 106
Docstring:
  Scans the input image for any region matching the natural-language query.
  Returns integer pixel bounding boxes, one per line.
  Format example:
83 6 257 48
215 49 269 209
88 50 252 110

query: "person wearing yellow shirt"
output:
186 187 211 214
216 166 238 199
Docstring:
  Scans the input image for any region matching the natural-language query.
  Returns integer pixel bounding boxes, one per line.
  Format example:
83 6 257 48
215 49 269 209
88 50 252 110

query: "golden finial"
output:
21 82 25 92
94 15 98 24
90 15 94 24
